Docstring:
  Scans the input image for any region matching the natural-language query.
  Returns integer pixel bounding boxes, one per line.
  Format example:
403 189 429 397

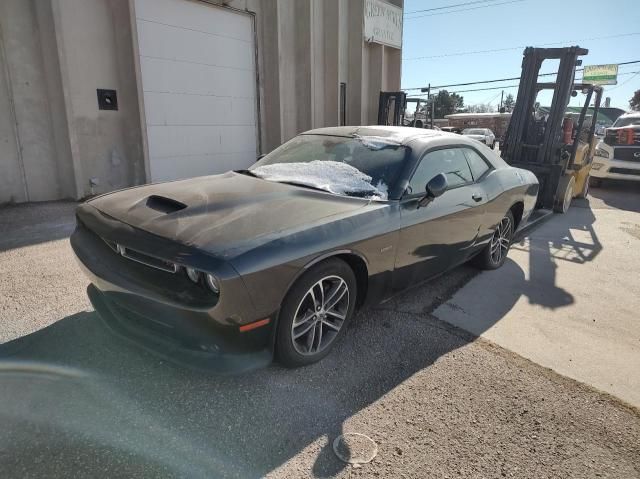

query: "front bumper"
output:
87 284 272 373
71 205 275 372
590 158 640 181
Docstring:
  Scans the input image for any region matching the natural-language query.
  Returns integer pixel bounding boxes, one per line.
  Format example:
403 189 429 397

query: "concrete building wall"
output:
0 0 68 202
0 22 25 204
53 0 144 197
0 0 402 203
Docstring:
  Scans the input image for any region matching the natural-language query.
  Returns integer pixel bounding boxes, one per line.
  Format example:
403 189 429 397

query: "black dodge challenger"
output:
71 126 538 369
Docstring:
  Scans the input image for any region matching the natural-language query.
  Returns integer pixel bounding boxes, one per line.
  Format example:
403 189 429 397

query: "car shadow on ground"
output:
0 265 489 478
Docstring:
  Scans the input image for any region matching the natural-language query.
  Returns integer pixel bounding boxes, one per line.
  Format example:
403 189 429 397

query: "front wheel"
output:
276 258 357 368
576 175 590 199
473 210 514 270
554 175 575 213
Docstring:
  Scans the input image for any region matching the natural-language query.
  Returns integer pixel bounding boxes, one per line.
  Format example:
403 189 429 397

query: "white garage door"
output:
135 0 258 182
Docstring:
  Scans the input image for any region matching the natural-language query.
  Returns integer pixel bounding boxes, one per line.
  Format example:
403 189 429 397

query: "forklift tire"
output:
576 176 589 199
554 175 575 213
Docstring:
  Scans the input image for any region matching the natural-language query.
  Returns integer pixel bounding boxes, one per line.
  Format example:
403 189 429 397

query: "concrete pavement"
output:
1 195 639 478
434 189 640 408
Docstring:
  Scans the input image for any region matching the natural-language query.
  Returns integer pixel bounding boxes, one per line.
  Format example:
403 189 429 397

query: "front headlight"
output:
591 162 603 171
186 267 200 283
594 147 609 159
205 274 220 294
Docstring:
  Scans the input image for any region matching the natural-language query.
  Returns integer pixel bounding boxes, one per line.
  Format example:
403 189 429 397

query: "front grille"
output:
102 238 178 273
609 167 640 176
613 147 640 162
604 128 640 146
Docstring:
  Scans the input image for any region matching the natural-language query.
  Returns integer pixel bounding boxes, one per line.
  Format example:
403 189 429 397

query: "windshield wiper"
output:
234 169 260 178
275 181 333 193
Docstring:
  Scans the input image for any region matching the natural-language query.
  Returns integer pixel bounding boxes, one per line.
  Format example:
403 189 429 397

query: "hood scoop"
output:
145 195 187 214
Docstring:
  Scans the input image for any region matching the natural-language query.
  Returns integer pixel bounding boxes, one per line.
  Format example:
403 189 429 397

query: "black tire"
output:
576 175 590 199
276 258 357 368
553 174 575 213
415 120 424 129
473 210 515 270
590 177 603 188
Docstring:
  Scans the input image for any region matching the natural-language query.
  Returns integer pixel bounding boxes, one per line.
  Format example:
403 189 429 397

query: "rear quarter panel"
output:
479 167 538 244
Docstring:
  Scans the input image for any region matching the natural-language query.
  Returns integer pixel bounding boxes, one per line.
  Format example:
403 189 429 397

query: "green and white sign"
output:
583 64 618 85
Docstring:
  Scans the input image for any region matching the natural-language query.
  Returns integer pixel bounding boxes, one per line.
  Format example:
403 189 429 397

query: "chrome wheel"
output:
291 275 350 356
490 215 513 264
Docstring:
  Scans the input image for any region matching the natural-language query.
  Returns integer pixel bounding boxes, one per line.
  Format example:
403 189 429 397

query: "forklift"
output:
377 92 434 129
501 46 603 213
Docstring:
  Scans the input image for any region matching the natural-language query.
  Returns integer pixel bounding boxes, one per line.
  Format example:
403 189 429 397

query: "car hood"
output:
87 172 368 254
464 134 486 140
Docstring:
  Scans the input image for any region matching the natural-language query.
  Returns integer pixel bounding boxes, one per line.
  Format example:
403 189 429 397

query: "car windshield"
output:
463 129 485 135
612 116 640 128
249 134 408 200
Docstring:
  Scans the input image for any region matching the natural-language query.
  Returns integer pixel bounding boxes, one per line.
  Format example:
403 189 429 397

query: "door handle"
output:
472 194 483 202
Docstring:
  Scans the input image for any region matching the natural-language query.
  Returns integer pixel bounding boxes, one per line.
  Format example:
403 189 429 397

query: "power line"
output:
606 71 640 91
403 60 640 91
404 0 524 20
403 32 640 61
404 0 504 16
406 70 640 97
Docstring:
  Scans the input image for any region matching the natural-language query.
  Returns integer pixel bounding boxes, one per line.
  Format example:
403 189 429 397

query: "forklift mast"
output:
501 46 589 210
378 91 407 126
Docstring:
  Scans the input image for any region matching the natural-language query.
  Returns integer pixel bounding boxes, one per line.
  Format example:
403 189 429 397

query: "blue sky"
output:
401 0 640 110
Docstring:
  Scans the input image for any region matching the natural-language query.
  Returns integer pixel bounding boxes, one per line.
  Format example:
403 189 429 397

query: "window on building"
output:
340 83 347 126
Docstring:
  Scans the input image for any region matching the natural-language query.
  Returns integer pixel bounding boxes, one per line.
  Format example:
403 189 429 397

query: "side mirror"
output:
418 173 448 208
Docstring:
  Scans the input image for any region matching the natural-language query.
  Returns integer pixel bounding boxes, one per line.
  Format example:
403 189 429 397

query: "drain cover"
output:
332 433 378 464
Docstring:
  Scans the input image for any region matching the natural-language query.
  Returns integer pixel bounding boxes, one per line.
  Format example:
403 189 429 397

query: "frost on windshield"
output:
252 161 388 200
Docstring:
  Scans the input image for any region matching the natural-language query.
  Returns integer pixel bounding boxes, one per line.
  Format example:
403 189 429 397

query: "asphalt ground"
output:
1 186 639 478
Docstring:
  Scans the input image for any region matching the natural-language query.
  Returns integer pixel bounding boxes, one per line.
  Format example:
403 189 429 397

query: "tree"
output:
630 90 640 111
503 93 515 112
432 90 464 118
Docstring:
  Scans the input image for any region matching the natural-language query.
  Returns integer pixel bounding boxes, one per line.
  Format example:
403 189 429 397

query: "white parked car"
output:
591 112 640 186
462 128 496 148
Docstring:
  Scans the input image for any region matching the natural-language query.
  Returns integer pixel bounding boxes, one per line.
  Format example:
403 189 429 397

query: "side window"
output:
408 148 473 194
463 148 491 181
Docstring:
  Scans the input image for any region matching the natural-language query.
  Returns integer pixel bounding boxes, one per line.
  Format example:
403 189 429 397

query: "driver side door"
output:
393 147 486 291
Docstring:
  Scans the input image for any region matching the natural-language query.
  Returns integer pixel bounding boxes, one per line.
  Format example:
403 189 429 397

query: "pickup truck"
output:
591 112 640 186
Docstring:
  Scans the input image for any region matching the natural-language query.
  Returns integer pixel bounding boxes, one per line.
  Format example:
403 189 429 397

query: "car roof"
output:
301 125 464 146
300 125 507 168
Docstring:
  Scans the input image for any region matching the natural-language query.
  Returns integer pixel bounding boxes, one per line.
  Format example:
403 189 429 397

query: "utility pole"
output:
421 83 431 129
499 90 504 112
430 93 435 129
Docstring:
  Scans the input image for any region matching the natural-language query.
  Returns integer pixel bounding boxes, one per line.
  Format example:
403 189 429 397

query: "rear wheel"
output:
276 258 357 368
554 175 575 213
473 210 514 270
